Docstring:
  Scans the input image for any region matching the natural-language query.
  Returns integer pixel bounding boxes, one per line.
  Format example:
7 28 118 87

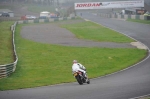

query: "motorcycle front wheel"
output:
87 79 90 84
76 75 83 85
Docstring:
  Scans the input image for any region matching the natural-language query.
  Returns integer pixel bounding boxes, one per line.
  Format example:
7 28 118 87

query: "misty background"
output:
0 0 150 19
0 0 149 5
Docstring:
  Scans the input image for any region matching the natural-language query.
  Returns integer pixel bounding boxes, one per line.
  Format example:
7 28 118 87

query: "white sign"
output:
74 0 144 10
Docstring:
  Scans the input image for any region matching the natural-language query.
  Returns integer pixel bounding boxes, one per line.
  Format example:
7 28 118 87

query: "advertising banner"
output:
74 0 144 10
136 9 146 15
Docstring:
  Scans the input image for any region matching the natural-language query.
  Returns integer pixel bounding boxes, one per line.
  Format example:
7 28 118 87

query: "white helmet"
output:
73 60 77 63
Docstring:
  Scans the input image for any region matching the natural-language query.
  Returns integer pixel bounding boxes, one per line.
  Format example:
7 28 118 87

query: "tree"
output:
57 0 59 6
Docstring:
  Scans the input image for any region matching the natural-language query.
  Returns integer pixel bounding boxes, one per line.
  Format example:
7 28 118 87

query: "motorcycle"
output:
73 71 90 85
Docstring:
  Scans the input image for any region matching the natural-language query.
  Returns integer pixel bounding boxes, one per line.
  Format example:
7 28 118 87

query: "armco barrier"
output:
0 22 18 79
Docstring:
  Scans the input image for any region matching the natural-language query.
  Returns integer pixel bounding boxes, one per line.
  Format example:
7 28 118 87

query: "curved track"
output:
20 23 135 48
0 12 150 99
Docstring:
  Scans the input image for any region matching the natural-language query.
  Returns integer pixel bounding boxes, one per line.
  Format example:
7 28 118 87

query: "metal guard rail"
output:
0 22 18 79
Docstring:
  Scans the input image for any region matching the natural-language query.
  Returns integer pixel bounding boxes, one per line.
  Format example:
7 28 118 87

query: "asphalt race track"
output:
0 12 150 99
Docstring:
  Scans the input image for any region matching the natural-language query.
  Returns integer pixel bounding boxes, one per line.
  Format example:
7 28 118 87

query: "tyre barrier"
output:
97 13 149 20
0 22 18 79
17 16 77 24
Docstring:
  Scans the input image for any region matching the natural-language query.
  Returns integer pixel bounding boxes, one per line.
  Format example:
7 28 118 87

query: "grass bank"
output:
26 4 67 17
0 21 14 65
127 19 150 24
0 19 147 90
27 4 56 13
62 20 134 43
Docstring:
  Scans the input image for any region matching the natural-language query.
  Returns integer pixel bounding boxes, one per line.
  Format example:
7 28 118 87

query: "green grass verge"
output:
62 21 134 43
0 20 147 90
127 19 150 24
0 21 14 65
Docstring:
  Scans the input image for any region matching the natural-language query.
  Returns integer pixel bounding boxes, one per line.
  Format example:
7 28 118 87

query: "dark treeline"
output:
0 0 60 6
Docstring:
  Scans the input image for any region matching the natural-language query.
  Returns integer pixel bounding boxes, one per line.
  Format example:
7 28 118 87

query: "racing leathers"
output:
72 63 87 78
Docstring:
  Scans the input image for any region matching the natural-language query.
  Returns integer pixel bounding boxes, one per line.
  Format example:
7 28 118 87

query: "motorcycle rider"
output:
72 60 88 81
